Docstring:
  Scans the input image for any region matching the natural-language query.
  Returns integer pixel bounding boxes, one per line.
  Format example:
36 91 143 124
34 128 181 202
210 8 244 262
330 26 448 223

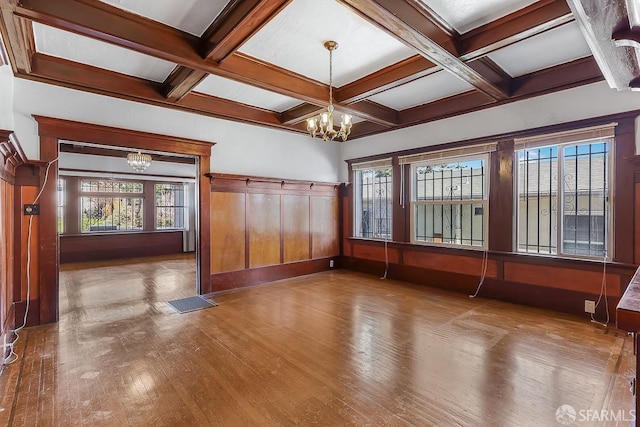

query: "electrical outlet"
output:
329 259 334 268
585 300 596 314
23 204 39 215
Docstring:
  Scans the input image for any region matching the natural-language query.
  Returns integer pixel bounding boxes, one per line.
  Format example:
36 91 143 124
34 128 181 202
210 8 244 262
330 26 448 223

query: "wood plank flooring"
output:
0 255 635 426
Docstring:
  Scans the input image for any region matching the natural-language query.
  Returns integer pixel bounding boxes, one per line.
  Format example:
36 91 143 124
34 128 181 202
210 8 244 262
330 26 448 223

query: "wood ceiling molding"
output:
201 0 292 63
566 0 637 91
336 0 509 100
459 0 573 60
165 0 293 102
0 0 622 139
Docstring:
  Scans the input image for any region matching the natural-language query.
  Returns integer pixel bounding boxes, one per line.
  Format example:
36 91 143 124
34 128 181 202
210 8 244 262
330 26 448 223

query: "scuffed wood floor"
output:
0 254 634 426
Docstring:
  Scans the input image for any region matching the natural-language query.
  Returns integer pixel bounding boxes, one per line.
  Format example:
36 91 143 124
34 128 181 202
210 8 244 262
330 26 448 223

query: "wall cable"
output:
590 251 609 327
4 158 58 365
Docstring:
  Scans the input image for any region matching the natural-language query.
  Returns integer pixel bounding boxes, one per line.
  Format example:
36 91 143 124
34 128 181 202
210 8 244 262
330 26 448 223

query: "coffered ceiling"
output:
0 0 637 140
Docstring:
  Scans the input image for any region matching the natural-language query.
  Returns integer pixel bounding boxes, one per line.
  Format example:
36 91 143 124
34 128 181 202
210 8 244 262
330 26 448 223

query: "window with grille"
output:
516 137 611 258
80 179 144 232
155 183 185 229
353 162 392 239
410 155 488 248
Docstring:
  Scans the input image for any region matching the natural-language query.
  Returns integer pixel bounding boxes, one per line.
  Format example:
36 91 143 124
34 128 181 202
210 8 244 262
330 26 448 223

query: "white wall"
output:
0 64 14 130
11 79 341 182
340 81 640 181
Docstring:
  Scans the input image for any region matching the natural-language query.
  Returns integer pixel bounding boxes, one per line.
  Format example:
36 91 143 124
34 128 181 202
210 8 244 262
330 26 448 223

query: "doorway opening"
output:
34 116 214 324
55 141 200 320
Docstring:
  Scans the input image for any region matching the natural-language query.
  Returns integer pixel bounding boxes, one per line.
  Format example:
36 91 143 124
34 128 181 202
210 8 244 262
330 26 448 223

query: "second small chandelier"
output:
306 41 352 142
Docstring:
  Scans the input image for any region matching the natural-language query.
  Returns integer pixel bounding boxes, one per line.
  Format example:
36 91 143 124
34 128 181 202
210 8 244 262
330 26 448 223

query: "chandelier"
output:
127 151 152 172
306 41 352 142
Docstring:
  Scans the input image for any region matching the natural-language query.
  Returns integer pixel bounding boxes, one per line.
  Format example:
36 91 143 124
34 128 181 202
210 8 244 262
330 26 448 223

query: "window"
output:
410 155 488 248
353 162 392 239
155 183 185 229
80 180 144 232
516 138 611 258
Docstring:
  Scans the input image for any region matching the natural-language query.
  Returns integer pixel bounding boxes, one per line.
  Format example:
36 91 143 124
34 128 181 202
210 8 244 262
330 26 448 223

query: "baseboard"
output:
13 299 40 328
209 258 336 292
341 256 618 320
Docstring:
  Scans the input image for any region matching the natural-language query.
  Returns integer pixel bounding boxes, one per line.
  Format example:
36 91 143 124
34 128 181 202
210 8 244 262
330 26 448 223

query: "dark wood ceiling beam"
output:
29 53 295 130
337 0 508 101
201 0 291 63
459 0 573 60
165 0 292 101
566 0 636 90
281 103 323 126
336 55 437 104
353 56 603 139
163 67 208 101
16 0 396 125
0 5 34 73
335 0 572 104
14 0 327 102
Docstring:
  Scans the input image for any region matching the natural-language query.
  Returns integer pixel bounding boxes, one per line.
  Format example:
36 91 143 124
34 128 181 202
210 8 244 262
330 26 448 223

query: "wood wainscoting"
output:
208 173 341 292
60 231 184 263
343 239 635 319
0 130 29 364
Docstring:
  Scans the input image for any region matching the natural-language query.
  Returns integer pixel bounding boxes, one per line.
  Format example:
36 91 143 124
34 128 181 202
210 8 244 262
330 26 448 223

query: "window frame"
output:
352 162 393 240
154 182 186 230
79 178 145 233
514 137 614 260
409 153 490 250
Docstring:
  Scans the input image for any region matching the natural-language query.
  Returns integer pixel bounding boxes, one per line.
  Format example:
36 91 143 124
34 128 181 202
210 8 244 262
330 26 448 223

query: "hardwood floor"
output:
0 255 635 426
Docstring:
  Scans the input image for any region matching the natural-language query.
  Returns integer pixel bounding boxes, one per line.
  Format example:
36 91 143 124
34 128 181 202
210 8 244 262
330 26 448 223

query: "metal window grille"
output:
155 183 185 229
354 167 392 239
516 140 610 258
80 180 144 232
411 157 487 248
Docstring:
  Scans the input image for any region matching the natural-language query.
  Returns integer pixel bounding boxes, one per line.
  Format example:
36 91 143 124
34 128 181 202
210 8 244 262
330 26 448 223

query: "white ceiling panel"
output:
194 74 302 112
487 22 592 78
33 23 176 83
99 0 229 36
424 0 539 34
238 0 416 87
367 70 474 110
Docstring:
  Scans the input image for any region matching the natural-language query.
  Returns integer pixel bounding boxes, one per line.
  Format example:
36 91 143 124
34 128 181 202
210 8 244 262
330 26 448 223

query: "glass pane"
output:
81 196 143 232
414 202 484 247
415 159 484 202
155 183 185 229
561 141 609 257
517 146 558 254
355 167 392 239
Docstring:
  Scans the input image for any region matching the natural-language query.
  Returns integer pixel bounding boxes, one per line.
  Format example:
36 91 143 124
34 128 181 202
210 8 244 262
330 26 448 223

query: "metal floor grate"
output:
166 296 217 314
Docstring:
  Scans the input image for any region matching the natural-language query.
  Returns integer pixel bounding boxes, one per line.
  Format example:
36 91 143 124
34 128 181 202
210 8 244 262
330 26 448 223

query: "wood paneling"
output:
248 193 281 268
404 249 498 278
209 173 340 291
210 191 246 273
504 261 620 295
352 241 400 264
60 231 183 263
489 140 514 252
635 182 640 264
614 117 636 264
283 195 310 263
311 196 339 259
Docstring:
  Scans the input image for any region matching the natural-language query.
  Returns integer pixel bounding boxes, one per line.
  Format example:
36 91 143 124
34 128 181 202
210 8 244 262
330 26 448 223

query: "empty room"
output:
1 0 640 425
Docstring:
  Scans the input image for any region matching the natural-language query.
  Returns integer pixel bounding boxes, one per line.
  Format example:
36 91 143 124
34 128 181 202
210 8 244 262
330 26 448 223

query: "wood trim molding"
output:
207 172 342 196
0 131 27 182
29 117 214 323
33 115 215 155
